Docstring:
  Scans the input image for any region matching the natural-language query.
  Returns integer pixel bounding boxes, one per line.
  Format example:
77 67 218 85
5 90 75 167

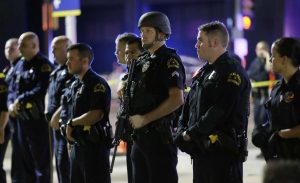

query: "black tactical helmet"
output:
138 11 171 35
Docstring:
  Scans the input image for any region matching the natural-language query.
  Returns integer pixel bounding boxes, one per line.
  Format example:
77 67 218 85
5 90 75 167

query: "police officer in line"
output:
3 38 22 183
115 32 138 65
64 43 111 183
0 73 9 183
118 37 144 183
174 21 251 183
114 32 139 183
264 37 300 160
8 32 53 183
45 36 72 183
128 11 186 183
115 32 139 99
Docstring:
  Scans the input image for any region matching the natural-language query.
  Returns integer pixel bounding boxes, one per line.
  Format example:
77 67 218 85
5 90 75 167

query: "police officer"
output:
174 21 251 183
0 73 9 183
45 36 72 183
3 38 22 183
65 43 111 183
120 37 144 183
265 37 300 160
128 11 185 183
9 32 53 183
115 32 138 65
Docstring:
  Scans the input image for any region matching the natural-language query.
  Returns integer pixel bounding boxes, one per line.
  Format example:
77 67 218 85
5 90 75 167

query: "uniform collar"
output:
12 57 21 66
81 68 94 82
151 44 168 58
23 52 41 67
212 51 230 65
283 69 300 87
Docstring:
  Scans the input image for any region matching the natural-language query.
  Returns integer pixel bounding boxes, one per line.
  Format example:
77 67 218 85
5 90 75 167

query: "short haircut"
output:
198 21 229 48
52 35 72 47
115 33 138 44
6 38 18 47
67 43 94 64
127 37 144 52
272 37 300 67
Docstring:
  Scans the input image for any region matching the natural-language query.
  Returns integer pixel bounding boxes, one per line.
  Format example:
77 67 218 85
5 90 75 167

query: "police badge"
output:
142 61 150 72
283 91 294 103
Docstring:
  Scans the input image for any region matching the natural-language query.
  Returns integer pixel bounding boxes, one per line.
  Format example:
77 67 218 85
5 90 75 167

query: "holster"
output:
173 132 200 156
18 100 43 121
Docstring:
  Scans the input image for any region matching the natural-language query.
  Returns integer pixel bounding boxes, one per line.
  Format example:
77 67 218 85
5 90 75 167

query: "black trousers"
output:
131 130 178 183
126 141 133 183
9 117 25 183
53 129 70 183
70 140 111 183
192 149 243 183
0 124 11 183
17 118 51 183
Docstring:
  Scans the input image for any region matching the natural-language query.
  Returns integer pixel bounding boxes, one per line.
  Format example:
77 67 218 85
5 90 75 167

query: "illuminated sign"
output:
52 0 81 17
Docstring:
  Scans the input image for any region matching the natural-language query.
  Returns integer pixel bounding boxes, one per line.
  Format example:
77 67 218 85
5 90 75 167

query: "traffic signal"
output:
241 0 255 17
241 0 255 30
243 16 252 30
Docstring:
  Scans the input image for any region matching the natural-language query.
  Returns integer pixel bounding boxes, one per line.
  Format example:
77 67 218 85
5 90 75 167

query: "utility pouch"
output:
19 100 43 121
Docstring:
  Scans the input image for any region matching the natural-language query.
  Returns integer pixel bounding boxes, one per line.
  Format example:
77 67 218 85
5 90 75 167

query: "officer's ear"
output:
210 37 219 48
82 57 90 66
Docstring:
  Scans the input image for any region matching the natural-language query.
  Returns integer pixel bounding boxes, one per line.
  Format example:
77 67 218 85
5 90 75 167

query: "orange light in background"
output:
42 3 59 31
243 16 252 30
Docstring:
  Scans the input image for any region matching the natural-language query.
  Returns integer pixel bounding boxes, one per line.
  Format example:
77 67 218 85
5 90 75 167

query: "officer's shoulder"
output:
37 54 53 73
90 74 110 94
88 71 109 86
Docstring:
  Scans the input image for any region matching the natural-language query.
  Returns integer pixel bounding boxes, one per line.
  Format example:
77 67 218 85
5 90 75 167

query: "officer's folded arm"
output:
71 109 104 126
278 125 300 139
129 87 184 129
186 105 227 141
50 106 62 130
66 109 104 142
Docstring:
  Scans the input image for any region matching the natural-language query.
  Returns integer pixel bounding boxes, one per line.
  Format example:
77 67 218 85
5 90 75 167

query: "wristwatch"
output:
67 119 74 128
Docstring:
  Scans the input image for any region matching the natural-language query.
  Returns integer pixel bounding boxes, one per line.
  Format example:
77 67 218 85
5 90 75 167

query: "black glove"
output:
268 131 280 147
173 133 199 156
252 122 271 148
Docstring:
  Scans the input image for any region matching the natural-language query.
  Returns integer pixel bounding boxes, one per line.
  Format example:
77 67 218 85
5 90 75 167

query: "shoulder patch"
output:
227 72 241 86
94 83 106 93
41 64 52 73
167 58 179 69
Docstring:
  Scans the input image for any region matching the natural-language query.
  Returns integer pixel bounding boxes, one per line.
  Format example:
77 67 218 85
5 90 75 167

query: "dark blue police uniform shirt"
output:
0 74 8 111
71 69 111 124
47 64 72 116
185 51 251 137
267 69 300 130
130 45 185 115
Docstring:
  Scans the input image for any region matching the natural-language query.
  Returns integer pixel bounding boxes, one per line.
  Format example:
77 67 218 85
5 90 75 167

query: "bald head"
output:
18 32 40 60
5 38 21 63
51 36 72 65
